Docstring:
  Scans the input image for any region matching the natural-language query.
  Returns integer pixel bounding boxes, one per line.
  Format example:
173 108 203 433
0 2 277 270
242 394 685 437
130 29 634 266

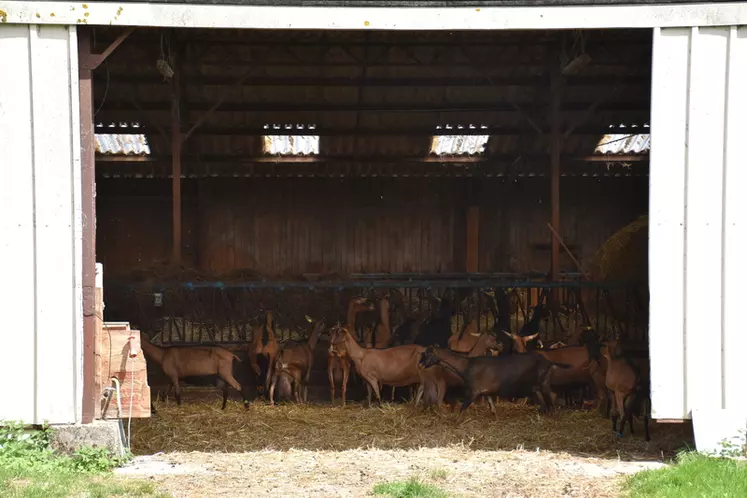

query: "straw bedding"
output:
131 398 692 461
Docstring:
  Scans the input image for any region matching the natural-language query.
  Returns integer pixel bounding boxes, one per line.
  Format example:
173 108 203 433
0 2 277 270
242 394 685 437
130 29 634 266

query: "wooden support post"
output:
550 60 563 282
466 206 480 272
171 42 182 265
78 29 97 424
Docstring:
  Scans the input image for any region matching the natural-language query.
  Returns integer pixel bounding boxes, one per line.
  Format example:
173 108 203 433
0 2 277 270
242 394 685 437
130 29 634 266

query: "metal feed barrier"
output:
103 274 648 347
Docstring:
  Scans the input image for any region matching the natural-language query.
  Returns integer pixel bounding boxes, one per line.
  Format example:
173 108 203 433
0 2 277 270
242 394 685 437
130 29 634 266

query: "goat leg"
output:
221 382 229 410
487 396 497 415
265 356 275 393
341 361 349 407
269 376 277 406
328 357 336 405
304 365 312 404
414 384 424 406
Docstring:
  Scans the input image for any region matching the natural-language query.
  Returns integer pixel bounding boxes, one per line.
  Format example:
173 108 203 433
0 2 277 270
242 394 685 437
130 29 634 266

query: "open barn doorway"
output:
83 26 683 461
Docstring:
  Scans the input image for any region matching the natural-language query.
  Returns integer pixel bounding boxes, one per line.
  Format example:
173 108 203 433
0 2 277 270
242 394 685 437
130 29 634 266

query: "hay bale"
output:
588 215 648 283
584 215 649 336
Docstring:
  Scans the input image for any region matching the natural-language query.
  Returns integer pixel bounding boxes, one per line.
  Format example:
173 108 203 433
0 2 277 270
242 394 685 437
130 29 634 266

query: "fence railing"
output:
103 274 648 347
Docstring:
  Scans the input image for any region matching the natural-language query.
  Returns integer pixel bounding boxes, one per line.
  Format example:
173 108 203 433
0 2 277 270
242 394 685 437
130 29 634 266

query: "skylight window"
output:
262 124 319 155
430 125 489 156
95 122 151 156
594 124 650 155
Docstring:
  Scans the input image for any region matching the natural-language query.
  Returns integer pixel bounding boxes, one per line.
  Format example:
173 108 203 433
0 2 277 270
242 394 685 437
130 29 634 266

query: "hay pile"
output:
131 400 692 461
588 215 648 283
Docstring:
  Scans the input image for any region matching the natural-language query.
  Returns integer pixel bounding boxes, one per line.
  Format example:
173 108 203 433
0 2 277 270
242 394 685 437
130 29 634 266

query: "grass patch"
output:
0 420 165 498
429 468 448 480
0 466 164 498
624 452 747 498
373 478 449 498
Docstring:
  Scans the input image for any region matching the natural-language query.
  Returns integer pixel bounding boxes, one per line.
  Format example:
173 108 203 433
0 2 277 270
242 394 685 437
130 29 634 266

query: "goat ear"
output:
503 330 514 339
524 332 539 342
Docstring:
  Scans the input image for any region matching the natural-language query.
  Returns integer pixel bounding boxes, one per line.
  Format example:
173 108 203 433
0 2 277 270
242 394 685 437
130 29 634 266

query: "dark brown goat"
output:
269 319 326 405
420 349 569 419
417 333 501 410
141 338 248 409
504 330 608 414
328 297 374 406
329 325 425 406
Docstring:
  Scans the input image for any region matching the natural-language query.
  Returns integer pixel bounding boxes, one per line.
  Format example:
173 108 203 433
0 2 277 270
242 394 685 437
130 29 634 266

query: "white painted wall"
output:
649 26 747 422
2 1 747 30
0 25 83 425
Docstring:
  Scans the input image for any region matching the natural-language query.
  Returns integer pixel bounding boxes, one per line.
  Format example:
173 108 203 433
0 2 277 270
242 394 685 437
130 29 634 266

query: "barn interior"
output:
90 27 652 405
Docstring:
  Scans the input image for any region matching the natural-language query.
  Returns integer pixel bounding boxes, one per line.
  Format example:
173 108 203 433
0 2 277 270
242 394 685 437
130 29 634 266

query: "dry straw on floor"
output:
131 398 692 461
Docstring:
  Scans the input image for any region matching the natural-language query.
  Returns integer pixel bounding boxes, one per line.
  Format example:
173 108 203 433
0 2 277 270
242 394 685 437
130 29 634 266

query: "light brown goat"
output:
248 311 280 394
141 338 247 409
269 319 326 405
447 318 482 353
329 326 425 406
602 342 650 441
328 297 374 406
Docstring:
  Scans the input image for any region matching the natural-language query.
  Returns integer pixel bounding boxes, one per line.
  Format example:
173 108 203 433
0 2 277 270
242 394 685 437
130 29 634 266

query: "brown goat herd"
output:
141 289 651 441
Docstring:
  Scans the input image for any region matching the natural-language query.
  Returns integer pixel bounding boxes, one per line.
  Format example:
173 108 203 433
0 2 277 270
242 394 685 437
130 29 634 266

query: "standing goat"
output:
329 325 424 406
417 331 502 411
328 297 374 405
503 326 608 415
602 342 651 441
248 311 279 395
269 318 326 405
141 337 248 409
420 348 569 420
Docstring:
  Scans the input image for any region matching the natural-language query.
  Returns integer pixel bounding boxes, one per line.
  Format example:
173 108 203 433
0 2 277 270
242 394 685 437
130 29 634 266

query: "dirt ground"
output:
115 448 665 497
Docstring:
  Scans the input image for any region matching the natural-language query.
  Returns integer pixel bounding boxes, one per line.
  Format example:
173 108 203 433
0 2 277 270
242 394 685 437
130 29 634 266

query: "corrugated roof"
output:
95 123 151 156
594 125 650 155
430 125 490 156
262 124 319 155
91 28 652 176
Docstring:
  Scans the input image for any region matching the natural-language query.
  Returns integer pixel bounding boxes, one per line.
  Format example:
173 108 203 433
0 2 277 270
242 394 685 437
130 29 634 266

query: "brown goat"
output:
364 295 392 349
329 325 424 406
602 343 651 441
269 319 326 405
417 332 502 411
328 297 374 406
141 338 247 409
504 331 608 414
248 311 280 394
447 318 482 353
271 363 305 403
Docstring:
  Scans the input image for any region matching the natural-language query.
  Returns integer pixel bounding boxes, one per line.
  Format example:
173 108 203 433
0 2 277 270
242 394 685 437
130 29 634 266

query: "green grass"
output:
0 466 165 498
625 452 747 498
373 478 449 498
429 468 448 480
0 420 165 498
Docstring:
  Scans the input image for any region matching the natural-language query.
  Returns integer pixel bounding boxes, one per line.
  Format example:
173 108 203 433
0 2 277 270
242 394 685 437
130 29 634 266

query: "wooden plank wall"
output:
96 176 648 277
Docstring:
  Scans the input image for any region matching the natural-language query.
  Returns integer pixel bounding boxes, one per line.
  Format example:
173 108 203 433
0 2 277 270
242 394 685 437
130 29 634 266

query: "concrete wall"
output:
649 26 747 421
0 25 83 424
